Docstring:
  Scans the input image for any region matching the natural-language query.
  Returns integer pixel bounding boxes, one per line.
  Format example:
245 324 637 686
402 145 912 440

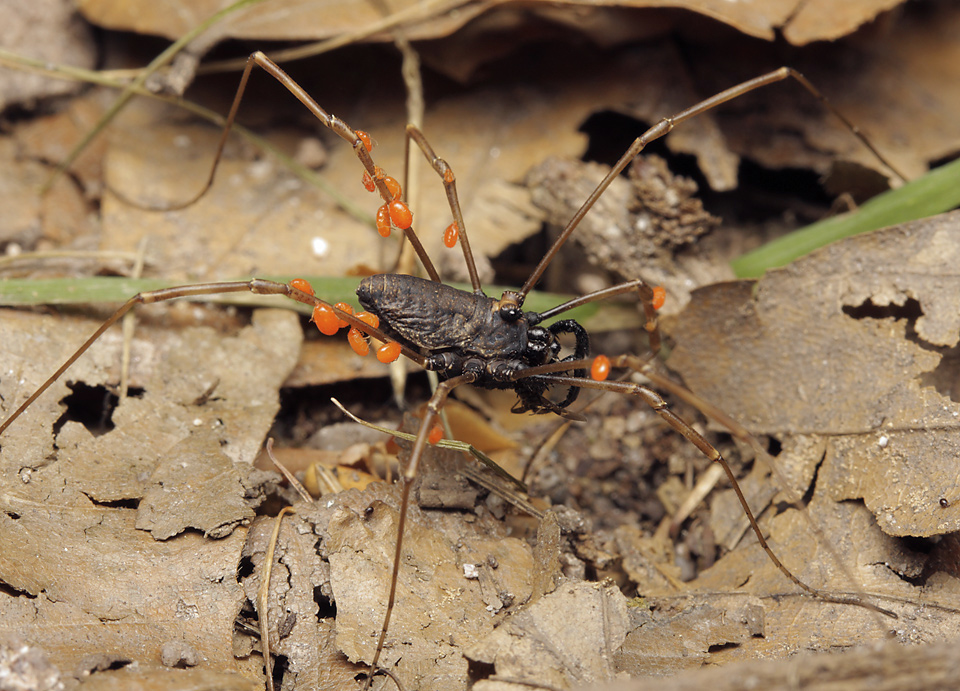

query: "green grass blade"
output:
0 276 642 333
732 157 960 278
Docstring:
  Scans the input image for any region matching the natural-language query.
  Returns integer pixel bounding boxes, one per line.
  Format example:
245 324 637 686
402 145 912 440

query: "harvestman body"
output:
0 51 907 688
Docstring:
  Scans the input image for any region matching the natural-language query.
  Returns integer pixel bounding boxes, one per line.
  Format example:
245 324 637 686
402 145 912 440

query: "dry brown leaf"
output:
584 636 960 691
467 582 629 689
669 210 960 539
77 0 486 43
74 667 262 691
252 451 539 691
136 435 259 539
783 0 905 45
0 501 257 681
284 339 411 388
73 0 908 47
615 595 765 677
660 496 960 664
0 0 95 110
0 307 301 684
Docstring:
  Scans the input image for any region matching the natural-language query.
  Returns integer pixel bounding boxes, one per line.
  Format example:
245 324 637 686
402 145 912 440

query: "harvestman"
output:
0 51 907 687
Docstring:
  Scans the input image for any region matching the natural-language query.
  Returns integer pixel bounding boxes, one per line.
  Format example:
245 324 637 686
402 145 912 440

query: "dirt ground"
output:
2 1 960 690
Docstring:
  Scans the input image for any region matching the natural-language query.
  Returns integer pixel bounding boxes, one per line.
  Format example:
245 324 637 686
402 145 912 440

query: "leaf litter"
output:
0 307 301 687
670 210 960 539
3 4 960 690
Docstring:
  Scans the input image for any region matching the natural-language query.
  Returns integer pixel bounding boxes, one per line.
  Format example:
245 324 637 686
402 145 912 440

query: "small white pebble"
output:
463 563 479 580
312 236 329 258
878 435 888 448
248 159 273 181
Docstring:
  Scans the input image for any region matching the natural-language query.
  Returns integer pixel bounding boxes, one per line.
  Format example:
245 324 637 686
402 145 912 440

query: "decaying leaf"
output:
584 636 960 691
136 434 262 539
0 307 301 685
669 210 960 539
467 581 629 689
0 0 95 111
240 445 539 691
73 0 908 48
0 496 257 682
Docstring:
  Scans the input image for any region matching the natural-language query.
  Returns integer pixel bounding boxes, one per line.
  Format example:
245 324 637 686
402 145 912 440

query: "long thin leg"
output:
364 372 478 691
109 51 442 283
609 353 894 623
507 368 895 616
517 67 907 303
0 278 427 437
404 125 484 294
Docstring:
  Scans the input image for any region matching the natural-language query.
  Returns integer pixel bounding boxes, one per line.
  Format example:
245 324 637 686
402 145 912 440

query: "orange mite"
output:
312 304 340 336
355 130 373 152
347 327 369 356
591 354 611 381
443 222 459 248
290 278 314 296
652 286 666 311
387 200 413 230
376 342 402 363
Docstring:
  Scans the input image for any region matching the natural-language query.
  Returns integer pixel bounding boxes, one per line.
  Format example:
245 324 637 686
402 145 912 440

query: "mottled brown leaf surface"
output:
0 0 95 111
670 211 960 539
3 3 960 689
74 0 908 46
240 447 539 691
585 637 960 691
468 582 629 688
0 308 300 686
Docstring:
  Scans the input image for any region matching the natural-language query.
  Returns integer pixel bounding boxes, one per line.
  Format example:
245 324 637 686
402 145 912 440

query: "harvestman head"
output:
0 51 908 689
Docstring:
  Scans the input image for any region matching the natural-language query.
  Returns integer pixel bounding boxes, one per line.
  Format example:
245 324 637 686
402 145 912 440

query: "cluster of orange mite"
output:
356 131 459 248
294 131 667 443
289 278 402 366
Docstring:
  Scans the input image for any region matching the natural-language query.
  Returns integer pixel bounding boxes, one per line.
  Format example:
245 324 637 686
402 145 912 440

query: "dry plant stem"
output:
118 237 148 400
671 463 726 537
42 0 269 192
261 504 296 691
195 0 465 76
521 419 574 485
0 250 141 271
260 440 312 690
266 437 314 503
0 47 370 223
